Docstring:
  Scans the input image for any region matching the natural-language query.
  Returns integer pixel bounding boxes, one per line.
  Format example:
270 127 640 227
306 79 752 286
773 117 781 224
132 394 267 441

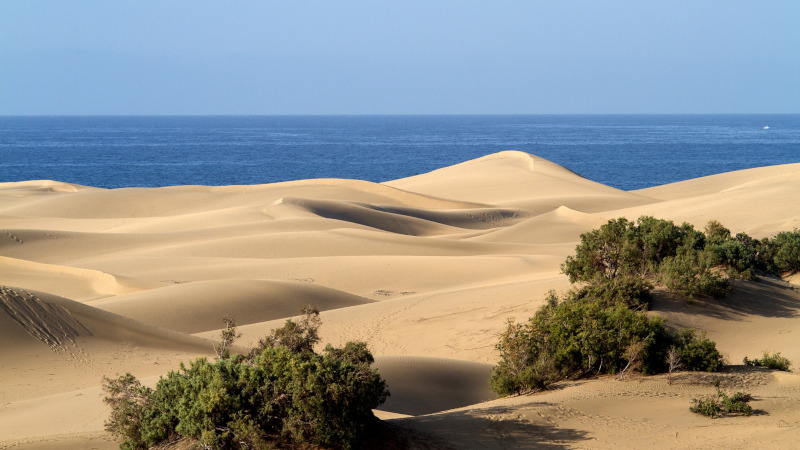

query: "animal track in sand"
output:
373 289 415 297
3 231 24 244
0 286 92 348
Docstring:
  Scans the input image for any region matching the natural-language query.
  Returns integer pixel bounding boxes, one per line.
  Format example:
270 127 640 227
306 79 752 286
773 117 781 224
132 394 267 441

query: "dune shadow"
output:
651 276 800 320
375 356 498 416
387 404 589 449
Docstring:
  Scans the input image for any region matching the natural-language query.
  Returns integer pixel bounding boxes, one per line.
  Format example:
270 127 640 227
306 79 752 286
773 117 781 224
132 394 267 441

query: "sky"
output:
1 1 799 115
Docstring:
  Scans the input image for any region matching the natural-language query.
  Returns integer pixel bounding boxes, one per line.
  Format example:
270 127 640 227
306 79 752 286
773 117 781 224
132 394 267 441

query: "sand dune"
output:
0 286 213 353
651 276 800 366
468 206 609 245
93 279 373 333
0 256 149 301
387 151 657 212
2 151 800 448
622 163 800 237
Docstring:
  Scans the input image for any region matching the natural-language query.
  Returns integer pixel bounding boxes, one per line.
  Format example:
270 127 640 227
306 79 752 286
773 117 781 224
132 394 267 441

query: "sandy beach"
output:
2 150 800 449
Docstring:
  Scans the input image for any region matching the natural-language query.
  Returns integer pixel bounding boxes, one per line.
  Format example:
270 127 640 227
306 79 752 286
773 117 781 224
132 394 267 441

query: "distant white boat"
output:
763 126 770 130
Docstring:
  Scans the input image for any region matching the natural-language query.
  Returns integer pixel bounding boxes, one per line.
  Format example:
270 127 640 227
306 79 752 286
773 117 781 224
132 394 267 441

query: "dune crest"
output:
386 151 656 212
93 279 373 334
0 255 145 301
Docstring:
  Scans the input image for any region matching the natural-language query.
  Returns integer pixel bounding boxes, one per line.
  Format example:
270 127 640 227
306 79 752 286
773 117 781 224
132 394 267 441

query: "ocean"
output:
1 115 799 191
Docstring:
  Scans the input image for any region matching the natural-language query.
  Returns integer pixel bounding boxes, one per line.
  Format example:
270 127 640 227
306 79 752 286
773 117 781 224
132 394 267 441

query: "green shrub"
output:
562 217 758 299
754 236 779 274
571 276 653 310
490 288 727 397
250 305 321 358
708 239 758 281
772 229 800 274
561 217 639 282
562 217 792 299
103 311 389 449
744 352 792 371
561 216 695 283
690 396 723 418
636 216 692 271
101 374 154 450
672 329 724 372
704 220 731 244
660 247 729 298
494 217 800 397
691 390 753 418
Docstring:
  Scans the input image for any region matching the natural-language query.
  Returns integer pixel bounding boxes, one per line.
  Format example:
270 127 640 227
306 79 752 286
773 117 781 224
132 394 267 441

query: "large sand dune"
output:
2 151 799 448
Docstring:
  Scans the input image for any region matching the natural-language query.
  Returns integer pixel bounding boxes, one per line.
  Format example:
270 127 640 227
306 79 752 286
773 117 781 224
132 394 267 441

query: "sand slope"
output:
2 151 800 448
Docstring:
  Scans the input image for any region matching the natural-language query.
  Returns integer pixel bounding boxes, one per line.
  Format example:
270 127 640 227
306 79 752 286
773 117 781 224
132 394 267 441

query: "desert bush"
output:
704 220 731 242
772 229 800 274
102 373 156 450
103 309 389 449
660 247 730 298
690 395 723 418
635 216 692 271
709 239 758 280
570 275 653 310
672 328 724 372
691 389 753 418
490 291 726 396
489 293 708 395
250 305 321 358
563 217 778 299
744 352 792 371
489 319 559 396
561 216 712 284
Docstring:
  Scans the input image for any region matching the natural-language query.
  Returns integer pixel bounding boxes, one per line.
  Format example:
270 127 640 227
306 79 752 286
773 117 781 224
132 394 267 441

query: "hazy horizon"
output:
2 1 799 115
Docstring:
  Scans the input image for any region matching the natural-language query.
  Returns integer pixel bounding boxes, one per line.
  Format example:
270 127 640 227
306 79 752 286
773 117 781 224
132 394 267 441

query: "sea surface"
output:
1 115 799 191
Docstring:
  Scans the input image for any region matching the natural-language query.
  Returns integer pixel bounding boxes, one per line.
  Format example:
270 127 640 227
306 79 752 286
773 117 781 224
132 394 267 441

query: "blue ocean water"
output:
1 115 799 191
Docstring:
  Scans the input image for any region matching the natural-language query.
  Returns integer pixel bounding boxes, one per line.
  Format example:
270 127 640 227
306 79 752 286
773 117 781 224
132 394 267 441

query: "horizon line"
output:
2 112 799 118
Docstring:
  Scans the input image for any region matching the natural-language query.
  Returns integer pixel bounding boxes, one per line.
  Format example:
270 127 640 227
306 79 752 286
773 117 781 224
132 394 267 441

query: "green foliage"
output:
495 217 800 398
671 329 724 372
772 229 800 274
709 239 758 280
489 291 727 396
636 216 697 274
103 310 389 449
561 216 708 285
660 247 730 299
690 395 722 418
490 291 726 396
571 276 653 310
250 305 321 358
489 319 558 396
691 390 753 418
704 220 731 244
324 340 375 365
561 216 786 299
561 218 640 282
744 352 792 371
102 373 155 450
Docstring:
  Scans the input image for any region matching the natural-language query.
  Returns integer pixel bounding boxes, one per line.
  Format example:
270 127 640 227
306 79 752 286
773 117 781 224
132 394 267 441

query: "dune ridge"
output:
2 151 800 448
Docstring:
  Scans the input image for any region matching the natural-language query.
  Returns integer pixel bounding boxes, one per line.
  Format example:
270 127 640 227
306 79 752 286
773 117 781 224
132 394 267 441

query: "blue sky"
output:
1 1 798 114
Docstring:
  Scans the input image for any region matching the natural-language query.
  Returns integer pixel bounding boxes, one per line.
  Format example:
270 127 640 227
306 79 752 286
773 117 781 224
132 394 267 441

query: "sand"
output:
2 150 799 448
